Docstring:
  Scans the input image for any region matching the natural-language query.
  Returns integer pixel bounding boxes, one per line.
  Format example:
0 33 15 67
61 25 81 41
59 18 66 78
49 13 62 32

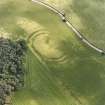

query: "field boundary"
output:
31 0 105 55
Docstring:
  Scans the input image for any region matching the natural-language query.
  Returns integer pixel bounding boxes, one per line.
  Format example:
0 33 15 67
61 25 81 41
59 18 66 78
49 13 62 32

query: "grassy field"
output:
43 0 105 50
0 0 105 105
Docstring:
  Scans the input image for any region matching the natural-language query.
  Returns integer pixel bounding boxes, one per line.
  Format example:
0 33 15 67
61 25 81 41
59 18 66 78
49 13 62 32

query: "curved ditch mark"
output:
29 46 84 104
32 40 69 64
28 30 69 64
29 0 100 105
46 55 69 64
24 12 84 105
17 17 69 63
29 40 84 105
26 30 79 105
31 0 105 55
27 29 49 42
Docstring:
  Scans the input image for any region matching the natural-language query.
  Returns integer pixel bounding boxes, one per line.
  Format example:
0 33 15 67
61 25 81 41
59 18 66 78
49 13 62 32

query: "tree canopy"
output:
0 38 27 105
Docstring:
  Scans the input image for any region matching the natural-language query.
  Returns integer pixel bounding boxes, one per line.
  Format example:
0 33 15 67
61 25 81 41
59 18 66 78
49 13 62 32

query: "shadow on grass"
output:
70 0 105 50
47 39 105 96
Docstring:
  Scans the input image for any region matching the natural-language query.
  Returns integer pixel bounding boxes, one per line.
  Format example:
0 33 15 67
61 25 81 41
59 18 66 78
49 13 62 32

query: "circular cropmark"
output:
17 17 69 64
29 32 69 64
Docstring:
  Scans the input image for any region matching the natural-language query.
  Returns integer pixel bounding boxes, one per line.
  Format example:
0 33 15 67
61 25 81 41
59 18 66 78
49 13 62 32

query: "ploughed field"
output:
0 0 105 105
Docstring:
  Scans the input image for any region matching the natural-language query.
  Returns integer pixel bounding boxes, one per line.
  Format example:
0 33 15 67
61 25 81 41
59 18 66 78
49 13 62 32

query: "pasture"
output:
0 0 105 105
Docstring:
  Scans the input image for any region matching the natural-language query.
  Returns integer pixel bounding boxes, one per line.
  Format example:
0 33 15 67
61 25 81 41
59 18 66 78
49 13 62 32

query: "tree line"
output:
0 38 27 105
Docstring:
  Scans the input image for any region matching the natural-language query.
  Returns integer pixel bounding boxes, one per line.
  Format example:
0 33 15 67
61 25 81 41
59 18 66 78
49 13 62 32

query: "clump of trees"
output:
0 38 27 105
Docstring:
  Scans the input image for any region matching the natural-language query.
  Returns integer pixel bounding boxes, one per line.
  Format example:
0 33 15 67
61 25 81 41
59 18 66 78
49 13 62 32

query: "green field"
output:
0 0 105 105
44 0 105 50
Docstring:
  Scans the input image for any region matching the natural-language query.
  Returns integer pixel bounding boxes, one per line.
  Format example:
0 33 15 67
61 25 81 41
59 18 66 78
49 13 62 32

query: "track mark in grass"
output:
17 17 69 64
16 16 85 105
30 34 69 64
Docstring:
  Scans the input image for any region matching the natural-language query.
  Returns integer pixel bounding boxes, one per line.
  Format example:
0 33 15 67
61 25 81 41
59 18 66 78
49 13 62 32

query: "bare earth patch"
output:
0 28 11 38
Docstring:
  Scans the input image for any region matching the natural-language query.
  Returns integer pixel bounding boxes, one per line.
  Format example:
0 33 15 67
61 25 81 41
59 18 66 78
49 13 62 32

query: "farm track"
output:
31 0 105 55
